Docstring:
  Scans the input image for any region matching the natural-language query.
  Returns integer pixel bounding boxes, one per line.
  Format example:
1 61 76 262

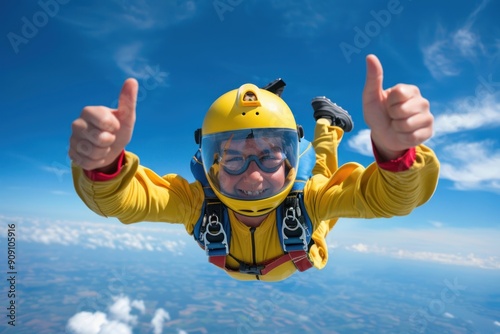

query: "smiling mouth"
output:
238 189 267 197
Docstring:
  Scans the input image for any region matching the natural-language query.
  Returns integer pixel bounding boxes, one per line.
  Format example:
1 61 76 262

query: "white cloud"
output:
114 43 150 79
348 243 369 253
443 312 455 319
98 321 133 334
494 320 500 327
24 224 80 246
41 164 70 179
58 1 195 79
433 92 500 136
3 215 500 271
114 43 170 82
269 0 327 38
0 215 189 254
423 37 461 79
67 312 107 334
428 76 500 193
151 308 170 334
347 129 372 156
131 299 146 314
119 1 161 30
344 242 500 269
109 295 144 325
61 1 200 36
50 190 72 196
348 88 500 191
329 224 500 269
66 311 110 334
67 294 182 334
394 250 500 269
67 296 142 334
453 28 481 58
421 0 490 79
430 221 444 228
439 140 500 192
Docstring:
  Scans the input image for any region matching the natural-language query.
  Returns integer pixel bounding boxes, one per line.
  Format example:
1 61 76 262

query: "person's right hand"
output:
69 78 138 172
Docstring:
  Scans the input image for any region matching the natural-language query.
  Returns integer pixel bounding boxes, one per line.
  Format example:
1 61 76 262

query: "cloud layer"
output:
328 223 500 270
422 0 491 80
2 215 499 270
0 215 188 254
344 242 500 270
57 1 201 80
66 295 173 334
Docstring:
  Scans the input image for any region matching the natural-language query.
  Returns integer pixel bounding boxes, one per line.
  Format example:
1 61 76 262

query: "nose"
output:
242 161 264 182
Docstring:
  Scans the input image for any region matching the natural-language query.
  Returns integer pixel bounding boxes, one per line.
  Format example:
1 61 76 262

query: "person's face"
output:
218 137 286 200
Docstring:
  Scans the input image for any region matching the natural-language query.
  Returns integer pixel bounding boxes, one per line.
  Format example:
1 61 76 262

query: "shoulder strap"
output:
193 198 231 271
276 192 314 272
292 138 315 191
191 148 230 257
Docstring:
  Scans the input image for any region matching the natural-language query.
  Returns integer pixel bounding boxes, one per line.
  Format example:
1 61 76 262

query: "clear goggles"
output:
201 128 299 199
219 147 287 175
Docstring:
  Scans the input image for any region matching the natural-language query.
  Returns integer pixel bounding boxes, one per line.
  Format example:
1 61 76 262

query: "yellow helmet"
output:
201 83 300 216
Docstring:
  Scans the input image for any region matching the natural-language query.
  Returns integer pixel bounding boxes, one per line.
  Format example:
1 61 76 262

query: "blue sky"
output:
1 0 500 270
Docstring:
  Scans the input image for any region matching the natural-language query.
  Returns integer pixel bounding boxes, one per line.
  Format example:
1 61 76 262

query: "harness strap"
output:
199 194 314 276
199 201 230 258
278 195 313 271
260 250 312 275
208 250 312 275
209 255 227 270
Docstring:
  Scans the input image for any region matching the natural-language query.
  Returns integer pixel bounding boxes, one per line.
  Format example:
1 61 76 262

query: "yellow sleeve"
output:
71 151 205 235
305 144 440 222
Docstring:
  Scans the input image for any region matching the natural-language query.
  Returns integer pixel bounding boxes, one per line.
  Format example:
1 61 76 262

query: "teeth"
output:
242 189 264 196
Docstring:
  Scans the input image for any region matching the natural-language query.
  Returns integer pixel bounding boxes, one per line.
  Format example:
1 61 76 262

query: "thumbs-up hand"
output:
69 78 138 171
362 55 434 161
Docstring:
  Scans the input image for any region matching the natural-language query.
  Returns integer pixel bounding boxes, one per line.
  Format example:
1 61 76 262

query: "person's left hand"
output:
362 54 434 160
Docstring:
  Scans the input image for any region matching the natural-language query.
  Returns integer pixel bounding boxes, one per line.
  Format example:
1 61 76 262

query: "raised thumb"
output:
116 78 138 127
362 54 384 104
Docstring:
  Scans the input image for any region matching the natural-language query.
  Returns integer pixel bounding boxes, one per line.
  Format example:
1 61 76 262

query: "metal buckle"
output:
281 207 307 252
202 213 229 256
239 262 265 275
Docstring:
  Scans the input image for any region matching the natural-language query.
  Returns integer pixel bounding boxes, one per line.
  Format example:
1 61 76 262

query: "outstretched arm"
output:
362 54 434 161
69 78 138 173
306 55 439 222
69 79 204 228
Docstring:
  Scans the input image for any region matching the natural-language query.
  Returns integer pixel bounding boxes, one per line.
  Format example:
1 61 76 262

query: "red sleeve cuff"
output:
83 151 126 181
372 142 416 172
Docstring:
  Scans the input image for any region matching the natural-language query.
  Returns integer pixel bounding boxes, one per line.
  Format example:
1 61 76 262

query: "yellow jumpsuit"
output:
72 122 440 281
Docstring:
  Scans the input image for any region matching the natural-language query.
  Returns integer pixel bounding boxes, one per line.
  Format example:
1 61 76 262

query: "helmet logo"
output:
243 92 257 101
237 84 261 107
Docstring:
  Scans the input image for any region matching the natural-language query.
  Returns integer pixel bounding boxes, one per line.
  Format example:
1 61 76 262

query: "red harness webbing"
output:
209 250 313 276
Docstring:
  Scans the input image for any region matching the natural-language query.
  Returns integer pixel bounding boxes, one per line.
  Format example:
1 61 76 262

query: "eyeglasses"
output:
219 148 286 175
